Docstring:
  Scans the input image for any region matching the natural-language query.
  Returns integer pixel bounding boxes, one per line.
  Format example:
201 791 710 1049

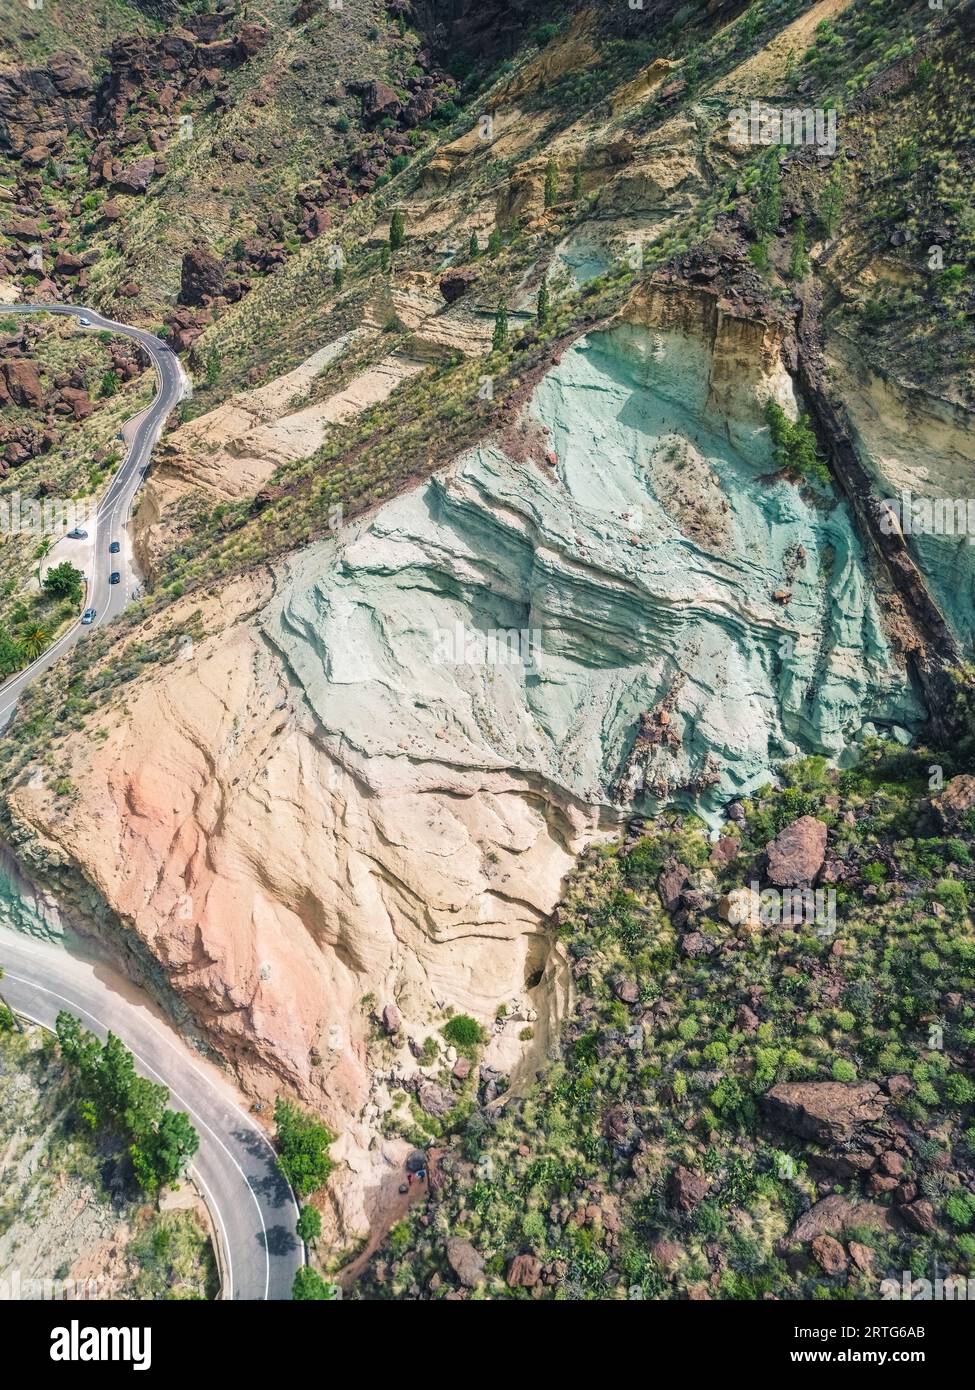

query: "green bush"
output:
442 1015 484 1050
292 1267 338 1300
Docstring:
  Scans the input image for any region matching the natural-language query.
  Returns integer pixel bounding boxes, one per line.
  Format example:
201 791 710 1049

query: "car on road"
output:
81 608 96 625
109 540 120 554
78 316 91 327
109 572 121 585
67 528 88 540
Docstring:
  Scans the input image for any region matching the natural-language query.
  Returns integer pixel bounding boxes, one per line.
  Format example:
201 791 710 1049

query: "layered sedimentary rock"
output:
6 309 923 1240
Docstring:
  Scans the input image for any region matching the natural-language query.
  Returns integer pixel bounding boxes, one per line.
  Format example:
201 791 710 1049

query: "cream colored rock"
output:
9 561 577 1238
719 888 764 931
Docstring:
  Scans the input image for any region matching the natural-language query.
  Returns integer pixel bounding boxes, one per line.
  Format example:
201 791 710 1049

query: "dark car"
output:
109 540 120 554
81 608 96 625
67 528 88 540
109 572 121 585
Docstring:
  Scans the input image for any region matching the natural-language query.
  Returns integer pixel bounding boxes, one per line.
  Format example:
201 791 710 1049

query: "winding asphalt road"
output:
0 306 302 1297
0 927 301 1299
0 302 186 728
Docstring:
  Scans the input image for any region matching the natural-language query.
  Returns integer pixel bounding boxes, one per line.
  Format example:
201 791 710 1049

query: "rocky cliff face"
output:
5 290 925 1237
2 0 971 1264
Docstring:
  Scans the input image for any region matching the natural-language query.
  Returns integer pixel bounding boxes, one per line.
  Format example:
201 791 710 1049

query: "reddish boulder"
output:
58 386 94 420
179 246 225 305
763 1081 887 1145
54 250 85 273
811 1234 848 1276
506 1254 541 1287
2 361 44 408
657 860 689 912
765 816 827 886
900 1200 937 1235
112 156 156 194
790 1195 898 1243
669 1165 708 1213
7 217 41 240
360 80 402 123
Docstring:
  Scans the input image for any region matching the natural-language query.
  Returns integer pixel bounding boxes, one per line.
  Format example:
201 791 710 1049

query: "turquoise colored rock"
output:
262 324 923 820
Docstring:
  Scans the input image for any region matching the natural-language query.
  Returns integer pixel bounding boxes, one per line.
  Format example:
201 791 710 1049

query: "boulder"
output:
928 774 975 831
811 1234 848 1276
381 1003 401 1035
2 361 44 408
900 1200 937 1235
808 1152 874 1184
790 1195 898 1243
680 931 714 956
669 1165 708 1213
54 249 85 273
112 156 156 194
506 1253 541 1287
719 887 763 929
848 1241 875 1275
445 1237 484 1288
762 1081 887 1145
417 1081 452 1118
6 217 41 240
765 816 827 886
649 1238 684 1271
709 835 739 866
657 860 689 912
179 246 225 305
735 1003 760 1032
301 207 332 240
47 48 94 97
58 386 94 420
163 307 210 352
360 80 402 123
612 977 639 1005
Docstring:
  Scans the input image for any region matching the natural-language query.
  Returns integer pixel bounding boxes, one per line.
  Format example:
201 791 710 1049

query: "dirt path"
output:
336 1150 443 1291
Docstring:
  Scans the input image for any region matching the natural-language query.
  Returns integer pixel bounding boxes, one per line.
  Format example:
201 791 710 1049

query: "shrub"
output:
292 1267 338 1300
296 1204 322 1242
442 1015 484 1050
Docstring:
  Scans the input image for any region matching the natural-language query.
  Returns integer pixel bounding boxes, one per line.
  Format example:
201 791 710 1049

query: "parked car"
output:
67 528 88 540
81 608 96 625
109 540 120 554
109 572 121 585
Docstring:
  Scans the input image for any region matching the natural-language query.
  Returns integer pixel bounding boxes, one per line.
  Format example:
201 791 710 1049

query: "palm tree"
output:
21 626 48 661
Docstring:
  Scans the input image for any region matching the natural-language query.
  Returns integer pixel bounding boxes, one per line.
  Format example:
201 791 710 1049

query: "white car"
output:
78 316 91 327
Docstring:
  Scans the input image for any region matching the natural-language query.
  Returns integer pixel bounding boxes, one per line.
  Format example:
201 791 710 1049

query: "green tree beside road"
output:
42 561 84 605
55 1011 199 1193
273 1097 335 1198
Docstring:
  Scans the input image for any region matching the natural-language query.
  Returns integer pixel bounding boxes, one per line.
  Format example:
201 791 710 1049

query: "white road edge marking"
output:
6 974 271 1299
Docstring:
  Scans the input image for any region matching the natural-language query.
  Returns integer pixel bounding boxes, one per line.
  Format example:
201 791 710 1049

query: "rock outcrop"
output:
762 1081 888 1146
179 247 225 306
790 1195 898 1243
